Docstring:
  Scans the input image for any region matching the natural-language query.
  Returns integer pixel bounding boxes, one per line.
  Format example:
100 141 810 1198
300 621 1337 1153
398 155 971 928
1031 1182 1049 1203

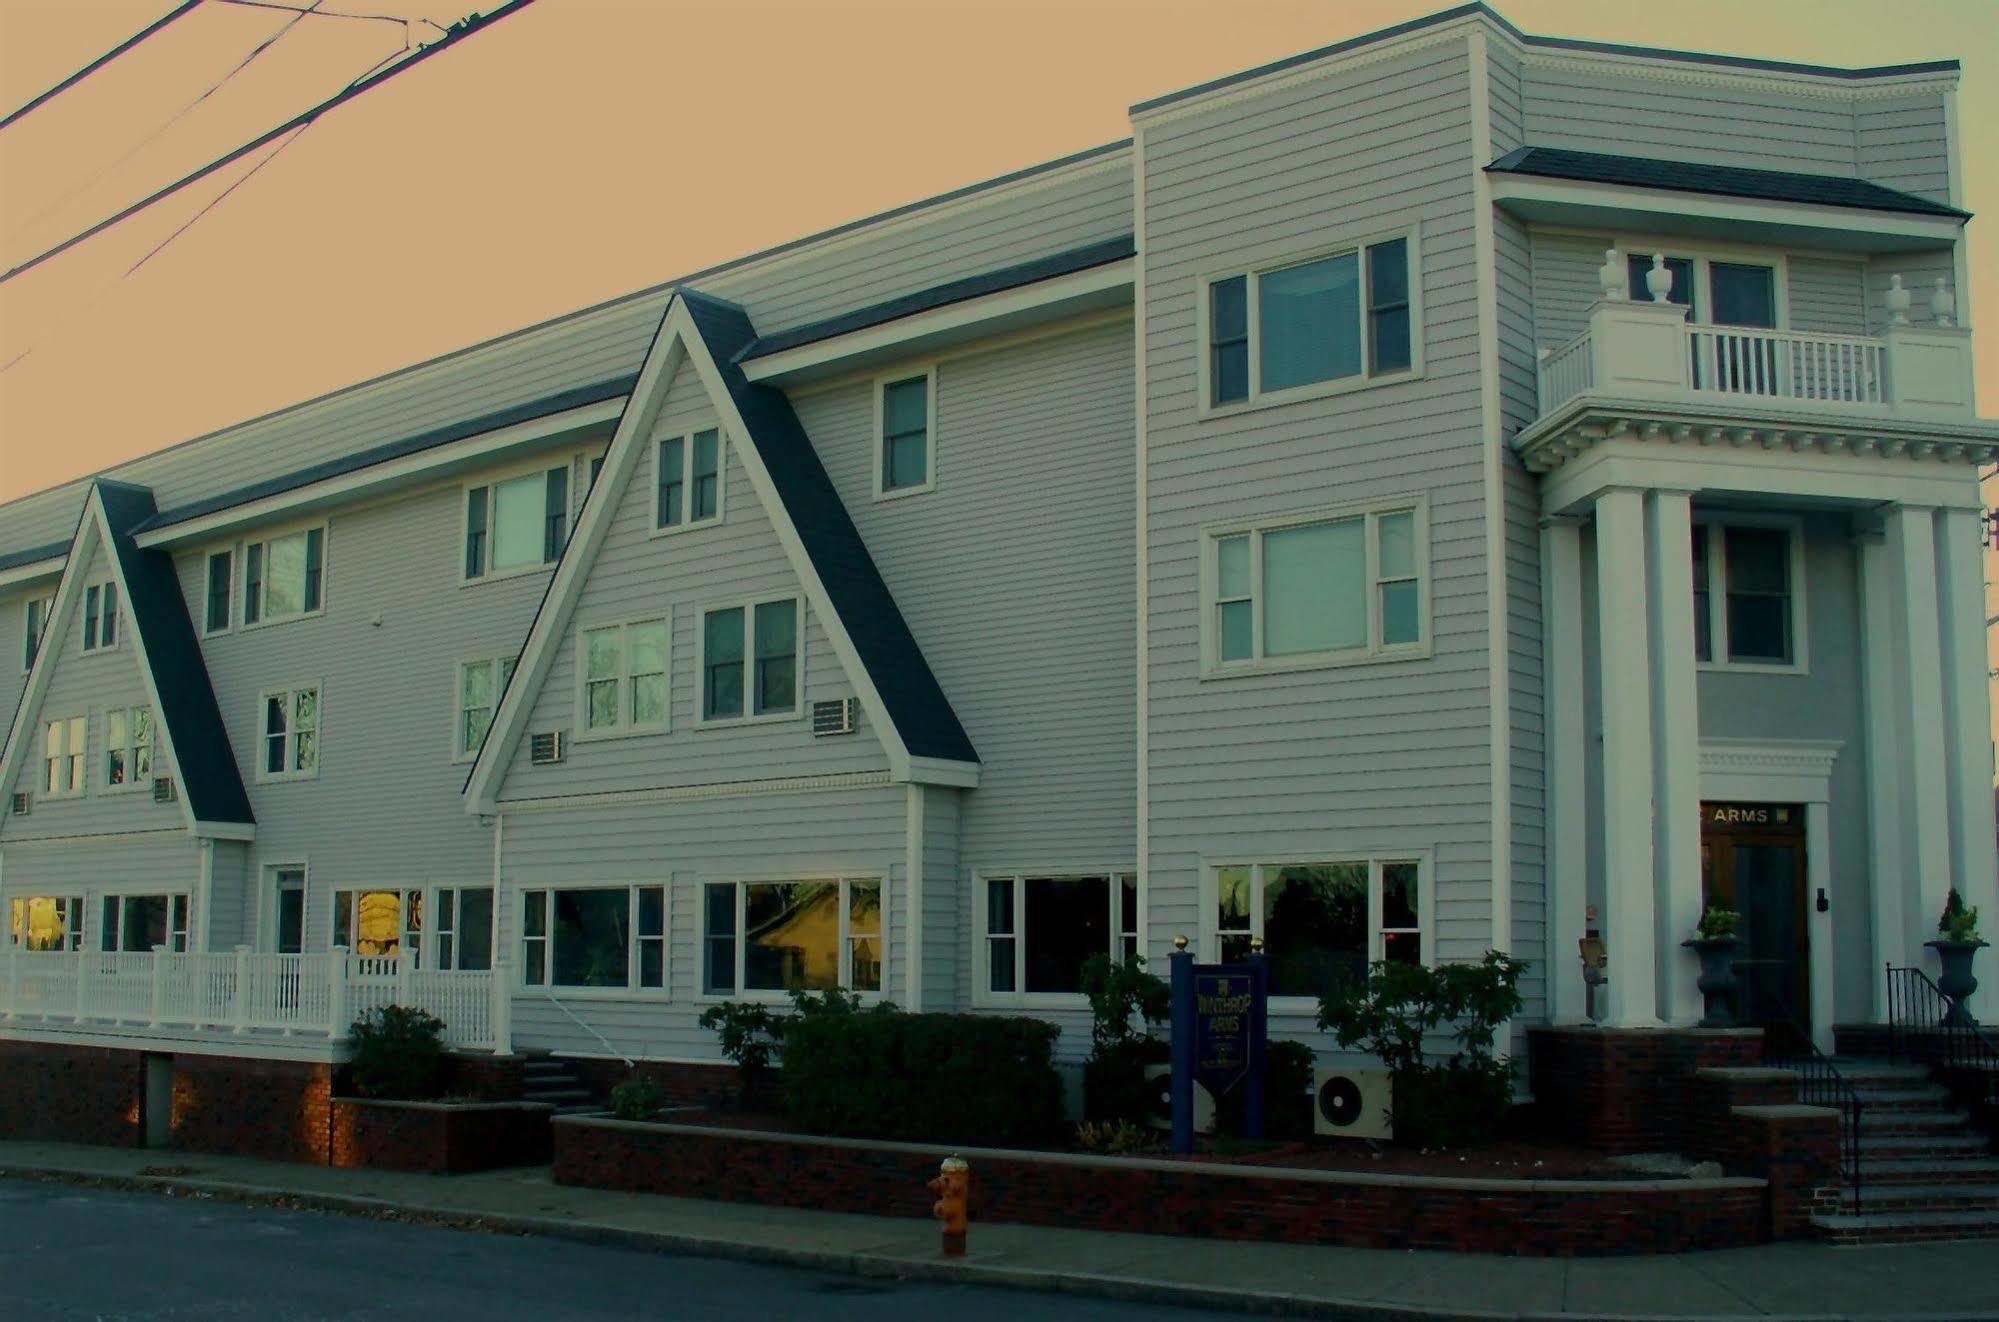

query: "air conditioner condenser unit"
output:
1313 1066 1393 1141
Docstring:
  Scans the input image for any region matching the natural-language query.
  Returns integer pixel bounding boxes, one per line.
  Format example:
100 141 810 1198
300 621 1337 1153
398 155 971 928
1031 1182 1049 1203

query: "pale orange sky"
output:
0 0 1995 506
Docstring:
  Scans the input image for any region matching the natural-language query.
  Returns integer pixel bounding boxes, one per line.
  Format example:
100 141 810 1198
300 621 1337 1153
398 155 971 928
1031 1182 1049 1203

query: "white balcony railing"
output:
0 945 509 1053
1534 255 1974 426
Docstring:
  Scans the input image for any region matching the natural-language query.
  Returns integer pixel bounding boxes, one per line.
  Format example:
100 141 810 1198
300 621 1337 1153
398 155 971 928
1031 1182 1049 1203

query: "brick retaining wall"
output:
329 1098 553 1173
1529 1027 1765 1153
0 1040 146 1146
169 1055 334 1163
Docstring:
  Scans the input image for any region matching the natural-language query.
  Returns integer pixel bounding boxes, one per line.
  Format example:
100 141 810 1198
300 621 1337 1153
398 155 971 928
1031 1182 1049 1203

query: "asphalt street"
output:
0 1180 1216 1321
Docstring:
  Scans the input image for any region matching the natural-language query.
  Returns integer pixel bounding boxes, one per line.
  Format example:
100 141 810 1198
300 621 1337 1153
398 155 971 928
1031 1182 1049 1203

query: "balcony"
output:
0 946 509 1055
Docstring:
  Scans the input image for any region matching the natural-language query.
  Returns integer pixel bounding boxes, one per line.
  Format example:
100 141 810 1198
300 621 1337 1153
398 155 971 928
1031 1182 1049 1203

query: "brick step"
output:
1838 1183 1999 1212
1857 1156 1999 1185
1811 1207 1999 1245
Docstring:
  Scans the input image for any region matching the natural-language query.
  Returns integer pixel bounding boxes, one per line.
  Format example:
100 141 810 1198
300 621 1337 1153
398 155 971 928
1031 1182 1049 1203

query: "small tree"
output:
697 1001 786 1108
609 1073 663 1121
347 1005 447 1100
1079 953 1170 1125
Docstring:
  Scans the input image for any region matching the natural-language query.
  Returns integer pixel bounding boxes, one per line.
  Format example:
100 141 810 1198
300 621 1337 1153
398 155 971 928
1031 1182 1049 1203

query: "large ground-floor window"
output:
333 889 416 960
521 885 664 991
703 878 881 997
1212 856 1427 1001
9 895 84 951
978 873 1138 1002
100 893 190 953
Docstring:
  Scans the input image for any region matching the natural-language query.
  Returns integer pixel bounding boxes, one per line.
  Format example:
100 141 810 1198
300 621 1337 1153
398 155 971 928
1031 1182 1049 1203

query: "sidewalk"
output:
1 1140 1994 1321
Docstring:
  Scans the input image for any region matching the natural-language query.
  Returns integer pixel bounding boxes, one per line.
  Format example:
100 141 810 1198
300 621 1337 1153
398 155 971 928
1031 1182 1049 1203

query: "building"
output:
0 4 1992 1105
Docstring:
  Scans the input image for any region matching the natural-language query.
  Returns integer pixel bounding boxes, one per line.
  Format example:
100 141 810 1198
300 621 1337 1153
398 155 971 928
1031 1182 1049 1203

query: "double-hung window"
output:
203 550 233 634
455 656 518 759
100 893 190 953
1213 856 1427 1002
103 706 154 789
243 526 325 625
22 594 51 671
465 466 568 579
699 597 799 722
1207 231 1417 409
333 888 414 959
80 583 118 652
10 895 85 951
42 716 85 797
1208 500 1424 673
655 429 723 531
875 372 933 497
520 885 665 991
434 886 495 971
579 619 669 735
980 873 1139 1002
1690 519 1804 670
702 878 881 997
260 686 320 780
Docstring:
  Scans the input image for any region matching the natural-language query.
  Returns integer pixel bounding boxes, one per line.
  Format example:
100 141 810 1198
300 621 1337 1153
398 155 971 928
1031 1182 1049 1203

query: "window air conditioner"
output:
529 730 567 765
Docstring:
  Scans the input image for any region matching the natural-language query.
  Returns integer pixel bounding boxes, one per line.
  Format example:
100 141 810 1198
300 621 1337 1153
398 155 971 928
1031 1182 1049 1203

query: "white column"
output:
1886 507 1954 956
1543 518 1589 1023
1858 529 1909 1021
1806 802 1835 1052
1595 488 1662 1026
1935 505 1999 1013
1645 490 1704 1025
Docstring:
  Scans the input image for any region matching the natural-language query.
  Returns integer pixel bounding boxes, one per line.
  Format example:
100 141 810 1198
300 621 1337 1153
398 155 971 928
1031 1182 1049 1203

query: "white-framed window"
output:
1210 855 1429 1004
243 525 326 626
1203 228 1419 411
9 894 85 951
80 582 119 653
433 886 495 971
873 370 934 499
702 877 882 998
333 888 415 960
977 872 1139 1005
1623 250 1783 330
697 596 800 723
22 593 51 672
455 656 518 760
520 885 666 992
1691 516 1807 672
203 549 233 634
577 618 669 736
268 865 306 955
102 705 155 790
654 429 724 532
42 715 85 797
259 685 320 781
1204 497 1426 675
464 464 569 581
100 892 190 953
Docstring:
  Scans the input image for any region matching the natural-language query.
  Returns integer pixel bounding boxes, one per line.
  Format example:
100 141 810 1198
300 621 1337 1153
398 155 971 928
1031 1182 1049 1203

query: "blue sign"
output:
1193 968 1257 1093
1167 951 1268 1154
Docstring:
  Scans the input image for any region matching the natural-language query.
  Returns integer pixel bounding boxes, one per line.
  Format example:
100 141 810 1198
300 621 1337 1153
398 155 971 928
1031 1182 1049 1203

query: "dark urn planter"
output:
1682 937 1740 1027
1926 938 1987 1027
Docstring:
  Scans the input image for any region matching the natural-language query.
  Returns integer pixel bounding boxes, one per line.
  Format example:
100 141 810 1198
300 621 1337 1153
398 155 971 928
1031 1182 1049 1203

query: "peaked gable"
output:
0 482 252 833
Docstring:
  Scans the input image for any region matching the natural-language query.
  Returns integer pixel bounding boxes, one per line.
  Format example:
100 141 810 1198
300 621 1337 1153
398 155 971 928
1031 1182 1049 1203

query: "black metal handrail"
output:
1884 964 1999 1120
1766 1020 1864 1212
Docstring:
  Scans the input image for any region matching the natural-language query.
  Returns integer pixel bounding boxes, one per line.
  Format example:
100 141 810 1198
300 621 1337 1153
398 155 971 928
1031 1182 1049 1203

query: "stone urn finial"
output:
1597 247 1624 301
1885 273 1912 326
1644 254 1674 304
1930 277 1956 328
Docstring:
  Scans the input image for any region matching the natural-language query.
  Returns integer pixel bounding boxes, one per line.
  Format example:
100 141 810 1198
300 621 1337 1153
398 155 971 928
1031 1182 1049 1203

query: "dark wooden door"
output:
1700 804 1809 1046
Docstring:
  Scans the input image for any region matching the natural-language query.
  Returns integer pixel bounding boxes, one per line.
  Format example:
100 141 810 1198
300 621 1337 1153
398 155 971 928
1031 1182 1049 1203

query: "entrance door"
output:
272 869 305 955
1700 803 1809 1048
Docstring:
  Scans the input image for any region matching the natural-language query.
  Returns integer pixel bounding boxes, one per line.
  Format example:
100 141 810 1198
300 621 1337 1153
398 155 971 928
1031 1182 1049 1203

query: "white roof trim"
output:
1490 175 1963 252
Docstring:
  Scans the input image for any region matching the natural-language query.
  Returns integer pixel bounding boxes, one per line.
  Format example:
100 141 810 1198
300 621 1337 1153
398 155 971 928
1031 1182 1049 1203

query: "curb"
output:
3 1164 1996 1322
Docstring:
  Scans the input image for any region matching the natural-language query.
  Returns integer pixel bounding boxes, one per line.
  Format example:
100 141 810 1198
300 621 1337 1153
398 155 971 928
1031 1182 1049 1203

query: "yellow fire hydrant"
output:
928 1156 970 1257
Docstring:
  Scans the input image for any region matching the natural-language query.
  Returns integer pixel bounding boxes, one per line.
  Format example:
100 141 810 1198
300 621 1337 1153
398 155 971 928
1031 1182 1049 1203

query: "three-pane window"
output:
1209 234 1415 408
204 550 232 633
521 886 666 990
876 373 932 496
42 715 85 796
456 657 518 758
1691 521 1799 667
261 686 320 779
1215 857 1425 1000
702 878 881 996
465 468 567 579
579 619 669 734
9 895 85 951
981 873 1139 1000
333 888 412 959
80 583 118 652
700 598 799 721
1211 502 1423 670
655 430 723 531
100 893 190 953
103 706 154 788
243 527 325 625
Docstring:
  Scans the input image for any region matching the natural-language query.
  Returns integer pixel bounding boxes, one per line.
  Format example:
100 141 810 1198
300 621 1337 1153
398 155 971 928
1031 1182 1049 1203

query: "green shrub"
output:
697 1000 788 1106
1696 906 1741 941
781 1010 1063 1146
1075 1118 1159 1155
1317 951 1526 1148
1079 953 1170 1125
1940 888 1982 943
347 1005 446 1100
1263 1039 1317 1140
609 1073 663 1121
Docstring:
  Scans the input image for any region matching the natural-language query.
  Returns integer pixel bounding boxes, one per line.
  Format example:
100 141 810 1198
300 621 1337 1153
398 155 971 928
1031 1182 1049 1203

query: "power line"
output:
212 0 443 30
1 0 539 287
0 2 208 133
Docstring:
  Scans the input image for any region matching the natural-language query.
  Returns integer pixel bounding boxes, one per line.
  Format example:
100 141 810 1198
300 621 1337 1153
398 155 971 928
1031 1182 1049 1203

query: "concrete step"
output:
1857 1156 1999 1185
1812 1207 1999 1245
1860 1133 1993 1159
1858 1109 1976 1136
1847 1086 1957 1111
1838 1183 1999 1212
523 1087 593 1104
1827 1059 1931 1083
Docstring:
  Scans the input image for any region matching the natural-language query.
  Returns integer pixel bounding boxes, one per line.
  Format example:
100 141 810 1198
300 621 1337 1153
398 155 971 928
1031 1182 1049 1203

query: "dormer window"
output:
244 526 325 625
465 467 567 580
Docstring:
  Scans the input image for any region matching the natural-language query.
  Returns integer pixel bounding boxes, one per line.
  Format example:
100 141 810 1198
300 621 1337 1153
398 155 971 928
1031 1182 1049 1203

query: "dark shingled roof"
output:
96 482 254 826
682 290 977 766
1486 147 1970 219
0 539 68 573
741 235 1136 361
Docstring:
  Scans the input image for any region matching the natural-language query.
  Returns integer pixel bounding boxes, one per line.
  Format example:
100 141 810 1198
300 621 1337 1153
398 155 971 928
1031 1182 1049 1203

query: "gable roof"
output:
463 290 976 811
1485 147 1970 220
0 482 253 832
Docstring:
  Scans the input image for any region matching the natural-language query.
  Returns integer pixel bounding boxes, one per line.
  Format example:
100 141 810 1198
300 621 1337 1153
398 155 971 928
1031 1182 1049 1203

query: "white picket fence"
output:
0 946 508 1052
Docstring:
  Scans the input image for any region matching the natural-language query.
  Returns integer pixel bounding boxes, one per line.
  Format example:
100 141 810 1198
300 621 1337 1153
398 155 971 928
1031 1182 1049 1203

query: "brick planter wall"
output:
0 1040 145 1146
1528 1027 1765 1153
169 1055 333 1163
329 1098 554 1173
565 1058 763 1110
553 1116 1770 1257
443 1053 528 1102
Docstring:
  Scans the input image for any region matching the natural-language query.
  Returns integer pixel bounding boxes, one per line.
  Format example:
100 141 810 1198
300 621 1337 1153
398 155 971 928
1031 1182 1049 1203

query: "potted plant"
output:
1682 907 1741 1028
1926 889 1986 1027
